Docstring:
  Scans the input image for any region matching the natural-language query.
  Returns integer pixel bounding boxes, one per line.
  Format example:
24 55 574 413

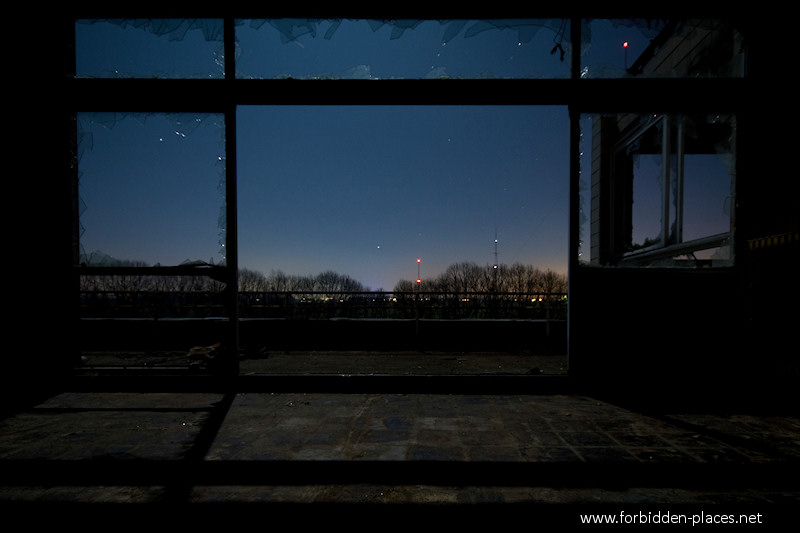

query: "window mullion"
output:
223 16 239 375
675 117 685 244
661 116 671 248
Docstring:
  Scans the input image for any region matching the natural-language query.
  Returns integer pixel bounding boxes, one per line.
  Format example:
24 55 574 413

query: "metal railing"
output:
79 290 568 321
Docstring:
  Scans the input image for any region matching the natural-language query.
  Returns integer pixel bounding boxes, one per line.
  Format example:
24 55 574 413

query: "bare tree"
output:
392 279 416 293
537 268 568 296
238 267 267 292
266 269 291 291
440 261 484 293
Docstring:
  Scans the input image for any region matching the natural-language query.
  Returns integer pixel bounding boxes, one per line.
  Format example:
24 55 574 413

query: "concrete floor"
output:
78 350 570 375
1 378 799 527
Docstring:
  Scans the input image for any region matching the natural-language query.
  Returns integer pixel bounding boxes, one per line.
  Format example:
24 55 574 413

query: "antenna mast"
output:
493 229 499 269
493 229 500 294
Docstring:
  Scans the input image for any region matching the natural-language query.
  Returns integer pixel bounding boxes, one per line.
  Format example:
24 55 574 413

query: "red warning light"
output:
416 278 421 284
623 41 629 48
417 258 421 263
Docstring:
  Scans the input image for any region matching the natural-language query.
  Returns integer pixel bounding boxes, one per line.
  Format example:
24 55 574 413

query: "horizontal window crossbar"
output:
75 265 231 279
66 78 753 111
619 233 732 265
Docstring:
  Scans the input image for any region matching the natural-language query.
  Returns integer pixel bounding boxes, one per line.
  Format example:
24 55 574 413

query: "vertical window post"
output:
567 17 582 366
223 17 239 376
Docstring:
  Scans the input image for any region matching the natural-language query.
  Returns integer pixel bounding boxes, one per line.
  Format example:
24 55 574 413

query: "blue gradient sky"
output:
237 105 569 290
75 18 658 290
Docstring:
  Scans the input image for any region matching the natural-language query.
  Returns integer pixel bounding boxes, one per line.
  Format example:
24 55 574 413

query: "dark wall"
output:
569 266 745 405
78 318 568 355
569 244 798 410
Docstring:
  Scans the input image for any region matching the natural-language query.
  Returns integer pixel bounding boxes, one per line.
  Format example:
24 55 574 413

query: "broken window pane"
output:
76 112 227 267
235 19 571 79
580 19 745 78
75 19 225 78
577 114 592 265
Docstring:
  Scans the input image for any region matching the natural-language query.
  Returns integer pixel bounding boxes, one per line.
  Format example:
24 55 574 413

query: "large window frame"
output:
65 11 751 383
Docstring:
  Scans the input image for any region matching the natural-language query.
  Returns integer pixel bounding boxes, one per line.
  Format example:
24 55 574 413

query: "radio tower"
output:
493 229 499 293
493 229 499 269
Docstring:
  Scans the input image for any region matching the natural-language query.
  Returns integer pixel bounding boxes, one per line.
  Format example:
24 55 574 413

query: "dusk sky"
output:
75 18 660 290
237 104 568 290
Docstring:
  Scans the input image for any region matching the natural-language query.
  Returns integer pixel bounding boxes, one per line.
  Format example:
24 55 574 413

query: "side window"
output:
588 112 735 267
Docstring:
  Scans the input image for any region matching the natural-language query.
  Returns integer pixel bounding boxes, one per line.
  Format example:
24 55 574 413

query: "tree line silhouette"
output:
392 261 566 295
81 261 566 295
239 261 567 296
79 260 567 320
79 250 566 296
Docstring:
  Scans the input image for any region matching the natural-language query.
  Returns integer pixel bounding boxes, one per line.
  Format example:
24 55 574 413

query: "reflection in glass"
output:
76 112 227 267
579 113 735 268
235 19 571 79
74 19 225 78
